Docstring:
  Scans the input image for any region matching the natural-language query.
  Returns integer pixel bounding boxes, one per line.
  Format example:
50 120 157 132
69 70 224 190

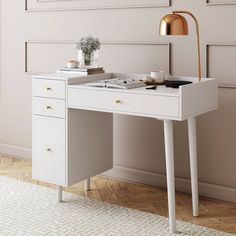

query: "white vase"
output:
77 50 99 67
77 50 85 66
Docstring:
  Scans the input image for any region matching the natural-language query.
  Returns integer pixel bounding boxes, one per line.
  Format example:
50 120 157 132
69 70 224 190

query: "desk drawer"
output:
34 97 66 118
68 89 179 118
34 79 66 99
32 115 66 185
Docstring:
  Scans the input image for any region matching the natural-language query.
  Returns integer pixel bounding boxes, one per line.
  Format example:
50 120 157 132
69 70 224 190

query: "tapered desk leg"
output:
188 117 199 217
84 178 91 191
163 120 176 234
57 185 62 203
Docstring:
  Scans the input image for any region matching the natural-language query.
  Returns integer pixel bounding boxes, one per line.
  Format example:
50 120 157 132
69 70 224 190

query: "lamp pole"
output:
173 11 201 82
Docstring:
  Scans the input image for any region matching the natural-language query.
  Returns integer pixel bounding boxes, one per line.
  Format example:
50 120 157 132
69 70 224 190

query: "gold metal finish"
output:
160 11 202 82
159 14 188 36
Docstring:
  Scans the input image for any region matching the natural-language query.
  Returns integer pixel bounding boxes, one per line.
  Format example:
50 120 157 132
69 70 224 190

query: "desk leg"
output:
57 185 62 203
163 120 176 234
188 117 199 217
84 178 91 191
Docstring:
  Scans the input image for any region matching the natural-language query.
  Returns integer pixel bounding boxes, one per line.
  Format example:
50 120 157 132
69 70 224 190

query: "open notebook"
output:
86 78 145 89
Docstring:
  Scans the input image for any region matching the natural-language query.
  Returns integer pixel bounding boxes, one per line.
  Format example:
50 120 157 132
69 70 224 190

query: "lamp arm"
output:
173 11 201 82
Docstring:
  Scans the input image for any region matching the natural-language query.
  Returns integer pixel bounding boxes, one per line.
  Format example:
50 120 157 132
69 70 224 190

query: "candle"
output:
150 71 165 83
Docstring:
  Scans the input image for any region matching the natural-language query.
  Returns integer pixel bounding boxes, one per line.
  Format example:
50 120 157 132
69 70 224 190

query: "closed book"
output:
57 69 104 75
58 66 104 74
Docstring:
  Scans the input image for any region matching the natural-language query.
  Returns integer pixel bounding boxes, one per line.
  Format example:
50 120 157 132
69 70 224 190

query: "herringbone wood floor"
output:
0 155 235 234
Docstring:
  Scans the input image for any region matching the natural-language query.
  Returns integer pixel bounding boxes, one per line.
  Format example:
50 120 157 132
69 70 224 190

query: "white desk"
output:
32 73 218 234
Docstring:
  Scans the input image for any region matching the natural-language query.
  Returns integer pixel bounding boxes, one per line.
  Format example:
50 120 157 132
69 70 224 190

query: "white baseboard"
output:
103 165 236 203
0 143 32 160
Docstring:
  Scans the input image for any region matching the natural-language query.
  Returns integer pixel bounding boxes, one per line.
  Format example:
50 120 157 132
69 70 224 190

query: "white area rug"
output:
0 176 234 236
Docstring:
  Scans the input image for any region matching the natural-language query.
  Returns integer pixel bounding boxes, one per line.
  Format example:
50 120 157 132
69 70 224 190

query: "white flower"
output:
76 36 101 55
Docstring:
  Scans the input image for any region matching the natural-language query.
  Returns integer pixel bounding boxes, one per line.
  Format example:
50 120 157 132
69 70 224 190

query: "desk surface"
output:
35 72 216 100
68 83 180 97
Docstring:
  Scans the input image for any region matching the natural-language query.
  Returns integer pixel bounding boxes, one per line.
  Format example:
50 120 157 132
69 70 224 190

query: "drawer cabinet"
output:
32 74 114 188
34 97 66 118
32 115 66 185
34 79 66 99
33 78 66 185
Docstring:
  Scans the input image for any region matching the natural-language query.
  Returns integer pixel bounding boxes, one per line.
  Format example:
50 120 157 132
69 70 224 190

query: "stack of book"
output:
57 66 105 75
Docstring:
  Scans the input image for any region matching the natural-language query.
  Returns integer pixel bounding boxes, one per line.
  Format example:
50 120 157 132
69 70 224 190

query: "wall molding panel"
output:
206 0 236 5
25 0 170 12
205 43 236 88
25 40 172 75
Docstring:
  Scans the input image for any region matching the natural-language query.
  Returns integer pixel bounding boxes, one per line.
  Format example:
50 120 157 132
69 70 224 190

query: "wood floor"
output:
0 155 235 234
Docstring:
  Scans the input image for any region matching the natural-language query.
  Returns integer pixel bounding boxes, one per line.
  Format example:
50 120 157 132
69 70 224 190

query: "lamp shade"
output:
159 13 188 36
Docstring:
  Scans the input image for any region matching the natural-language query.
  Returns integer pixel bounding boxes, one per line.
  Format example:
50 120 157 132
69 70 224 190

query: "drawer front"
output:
34 79 66 99
68 89 179 118
34 97 66 118
32 115 66 185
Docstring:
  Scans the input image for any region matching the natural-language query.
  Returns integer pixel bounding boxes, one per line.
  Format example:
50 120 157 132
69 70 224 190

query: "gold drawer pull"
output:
46 148 52 152
116 100 122 104
46 106 52 110
46 87 52 91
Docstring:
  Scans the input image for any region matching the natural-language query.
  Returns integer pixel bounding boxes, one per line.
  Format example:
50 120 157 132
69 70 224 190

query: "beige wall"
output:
0 0 236 202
